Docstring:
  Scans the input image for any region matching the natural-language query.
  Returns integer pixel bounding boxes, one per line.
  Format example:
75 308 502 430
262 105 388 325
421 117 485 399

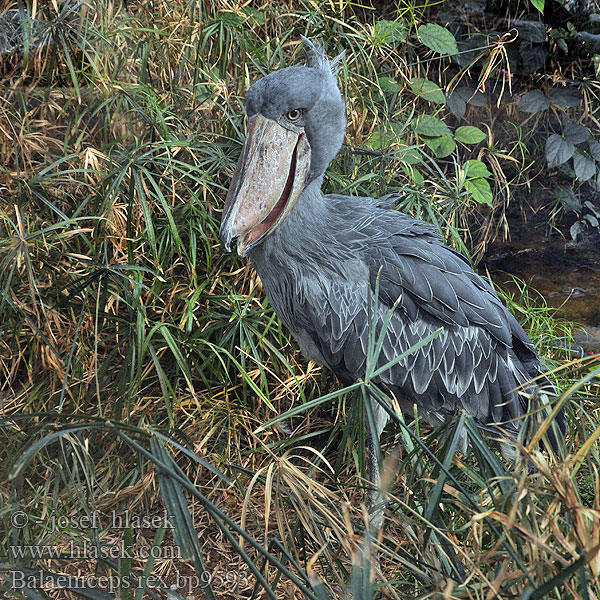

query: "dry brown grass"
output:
1 0 599 598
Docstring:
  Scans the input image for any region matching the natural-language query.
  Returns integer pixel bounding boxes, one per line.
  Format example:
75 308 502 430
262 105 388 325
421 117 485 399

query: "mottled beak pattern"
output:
219 114 311 255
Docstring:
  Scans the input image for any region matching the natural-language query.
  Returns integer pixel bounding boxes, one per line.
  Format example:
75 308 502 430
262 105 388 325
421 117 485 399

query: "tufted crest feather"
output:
300 35 345 76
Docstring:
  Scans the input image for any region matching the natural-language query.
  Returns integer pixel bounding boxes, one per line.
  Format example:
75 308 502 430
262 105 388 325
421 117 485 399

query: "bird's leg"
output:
366 402 389 537
366 430 383 531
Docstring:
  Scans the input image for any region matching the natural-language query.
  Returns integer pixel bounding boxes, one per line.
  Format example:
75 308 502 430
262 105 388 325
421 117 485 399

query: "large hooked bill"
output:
219 113 311 256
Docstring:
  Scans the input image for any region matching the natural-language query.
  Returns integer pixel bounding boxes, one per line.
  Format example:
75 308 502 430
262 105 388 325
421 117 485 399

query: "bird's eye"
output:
286 109 302 122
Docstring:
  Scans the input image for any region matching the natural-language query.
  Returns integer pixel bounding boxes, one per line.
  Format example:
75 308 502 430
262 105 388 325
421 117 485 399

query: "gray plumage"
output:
220 38 565 462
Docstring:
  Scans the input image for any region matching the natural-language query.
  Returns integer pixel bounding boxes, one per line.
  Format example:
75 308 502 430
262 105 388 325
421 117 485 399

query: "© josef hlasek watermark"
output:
8 509 249 594
10 509 176 531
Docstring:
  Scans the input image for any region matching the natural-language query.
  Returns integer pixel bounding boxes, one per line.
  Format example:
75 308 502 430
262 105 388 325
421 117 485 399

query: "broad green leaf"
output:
588 140 600 162
396 144 423 165
455 126 486 144
556 36 568 53
422 136 440 153
585 200 600 218
423 134 456 157
412 168 424 186
417 23 459 56
573 152 596 181
373 19 406 43
546 134 574 168
554 185 580 211
414 114 451 137
390 121 410 137
216 11 245 29
378 76 402 94
368 123 410 150
518 89 549 113
519 42 548 73
530 0 544 14
583 213 599 227
400 163 424 185
458 86 487 107
570 221 586 240
465 177 493 205
563 122 589 144
516 19 545 41
549 86 582 107
435 134 456 158
446 91 466 119
410 77 446 104
463 159 491 178
242 7 266 25
367 127 396 149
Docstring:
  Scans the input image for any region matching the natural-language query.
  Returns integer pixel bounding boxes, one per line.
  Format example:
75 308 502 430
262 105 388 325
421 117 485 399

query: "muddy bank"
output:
483 221 600 353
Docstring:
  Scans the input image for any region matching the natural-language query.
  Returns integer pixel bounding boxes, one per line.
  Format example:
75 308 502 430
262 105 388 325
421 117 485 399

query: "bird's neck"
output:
248 177 329 266
282 176 329 235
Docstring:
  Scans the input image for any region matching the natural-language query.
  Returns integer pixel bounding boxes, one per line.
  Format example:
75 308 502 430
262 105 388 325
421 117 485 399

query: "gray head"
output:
245 38 346 180
219 38 346 256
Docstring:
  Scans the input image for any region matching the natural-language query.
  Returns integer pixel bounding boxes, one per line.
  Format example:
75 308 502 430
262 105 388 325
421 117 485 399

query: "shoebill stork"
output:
219 38 565 502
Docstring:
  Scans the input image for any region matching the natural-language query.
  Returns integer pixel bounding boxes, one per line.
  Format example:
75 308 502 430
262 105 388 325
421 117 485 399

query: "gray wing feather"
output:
255 193 563 439
292 208 543 432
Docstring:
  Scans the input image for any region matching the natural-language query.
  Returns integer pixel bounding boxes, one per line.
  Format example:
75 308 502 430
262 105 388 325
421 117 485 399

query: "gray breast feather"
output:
291 270 528 433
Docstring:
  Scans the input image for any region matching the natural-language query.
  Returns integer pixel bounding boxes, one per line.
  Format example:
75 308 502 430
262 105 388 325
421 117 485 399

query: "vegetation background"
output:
0 0 599 598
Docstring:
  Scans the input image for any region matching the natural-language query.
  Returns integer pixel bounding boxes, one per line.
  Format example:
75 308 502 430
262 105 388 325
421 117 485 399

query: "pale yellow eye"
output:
286 109 302 122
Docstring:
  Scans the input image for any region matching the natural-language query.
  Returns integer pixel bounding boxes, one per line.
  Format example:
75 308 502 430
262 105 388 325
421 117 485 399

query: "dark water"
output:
483 225 600 354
